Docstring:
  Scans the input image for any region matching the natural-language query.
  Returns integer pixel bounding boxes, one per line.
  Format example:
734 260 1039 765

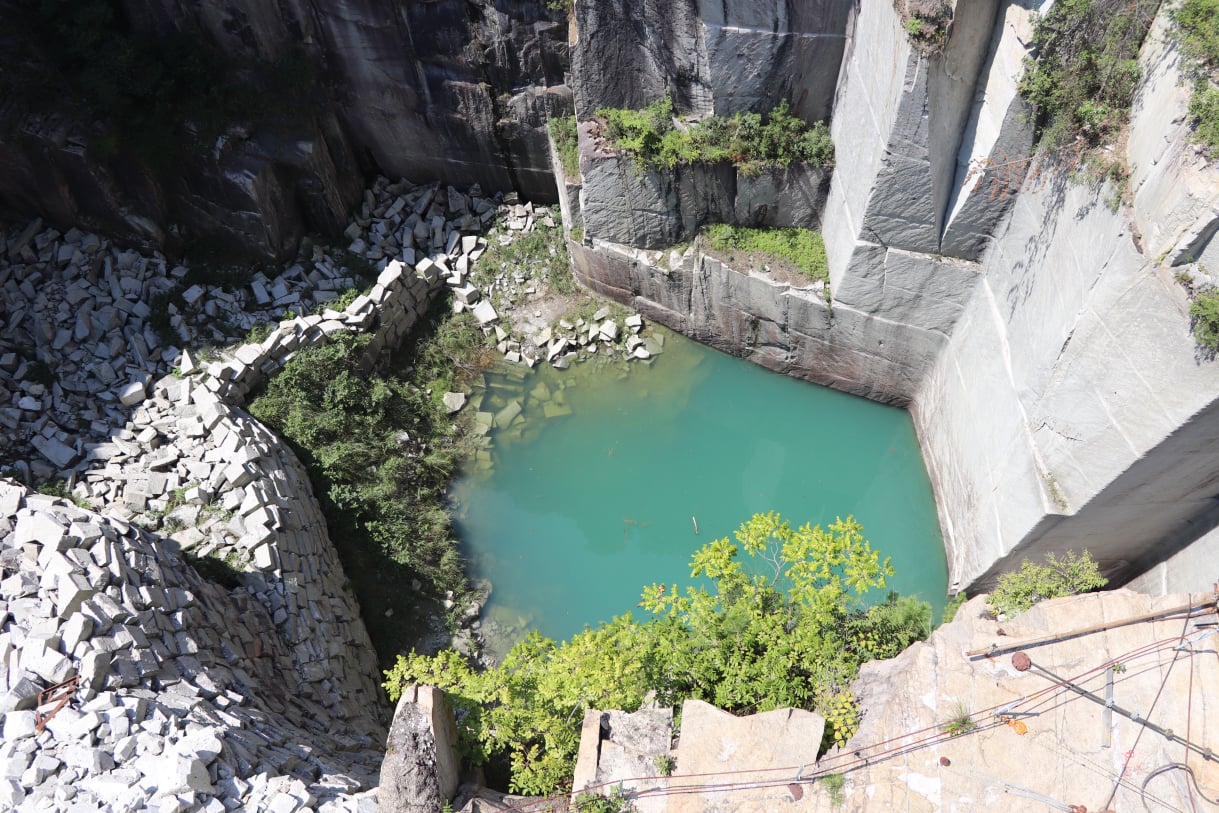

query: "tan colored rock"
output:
826 591 1219 812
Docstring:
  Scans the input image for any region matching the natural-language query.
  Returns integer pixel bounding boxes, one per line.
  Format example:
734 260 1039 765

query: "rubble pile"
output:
0 481 382 812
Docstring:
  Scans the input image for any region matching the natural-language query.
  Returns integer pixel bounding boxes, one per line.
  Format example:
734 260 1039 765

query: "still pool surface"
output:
449 327 947 655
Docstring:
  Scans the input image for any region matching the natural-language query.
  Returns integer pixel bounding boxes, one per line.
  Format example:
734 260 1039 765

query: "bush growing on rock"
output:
986 550 1108 618
383 512 931 794
1019 0 1158 157
1186 82 1219 158
1190 288 1219 350
596 98 834 172
550 115 581 179
1172 0 1219 158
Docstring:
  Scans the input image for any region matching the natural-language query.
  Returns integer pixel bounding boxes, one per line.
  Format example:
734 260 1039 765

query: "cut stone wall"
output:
570 239 963 405
1128 7 1219 270
577 122 831 250
0 0 571 259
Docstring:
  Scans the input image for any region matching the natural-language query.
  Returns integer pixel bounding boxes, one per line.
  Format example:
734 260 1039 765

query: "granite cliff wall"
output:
0 0 570 260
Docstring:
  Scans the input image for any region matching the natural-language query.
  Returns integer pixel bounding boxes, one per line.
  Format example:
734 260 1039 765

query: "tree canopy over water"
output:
384 512 932 794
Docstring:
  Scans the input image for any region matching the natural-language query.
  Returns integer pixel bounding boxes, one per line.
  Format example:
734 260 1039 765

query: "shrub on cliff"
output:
597 98 834 172
1172 0 1219 69
1187 84 1219 157
1020 0 1158 156
384 512 931 794
1172 0 1219 158
986 550 1108 618
1190 288 1219 350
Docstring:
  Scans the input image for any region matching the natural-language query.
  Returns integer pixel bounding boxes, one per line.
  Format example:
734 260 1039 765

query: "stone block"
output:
31 435 78 468
118 380 147 407
57 572 96 618
14 511 64 549
0 677 41 713
1 709 37 740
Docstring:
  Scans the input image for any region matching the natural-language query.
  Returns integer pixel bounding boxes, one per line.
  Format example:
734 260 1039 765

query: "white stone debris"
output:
0 176 521 812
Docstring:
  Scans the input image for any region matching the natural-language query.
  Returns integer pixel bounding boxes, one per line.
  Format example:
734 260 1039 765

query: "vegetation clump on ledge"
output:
898 1 953 51
985 549 1108 618
1189 287 1219 351
1171 0 1219 158
595 98 834 172
703 224 830 286
549 115 581 180
384 512 931 795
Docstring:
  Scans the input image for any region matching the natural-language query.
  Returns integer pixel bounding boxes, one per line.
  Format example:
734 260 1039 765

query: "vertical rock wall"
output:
577 125 831 250
912 3 1219 590
116 0 571 201
571 0 852 121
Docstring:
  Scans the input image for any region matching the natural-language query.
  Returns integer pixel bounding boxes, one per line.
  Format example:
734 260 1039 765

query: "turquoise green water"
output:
449 327 946 655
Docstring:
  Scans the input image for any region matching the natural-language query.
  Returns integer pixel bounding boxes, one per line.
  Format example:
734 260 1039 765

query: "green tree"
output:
384 512 929 795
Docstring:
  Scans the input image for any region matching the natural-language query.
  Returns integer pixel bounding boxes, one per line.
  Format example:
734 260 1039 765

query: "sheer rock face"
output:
571 0 853 122
0 0 571 259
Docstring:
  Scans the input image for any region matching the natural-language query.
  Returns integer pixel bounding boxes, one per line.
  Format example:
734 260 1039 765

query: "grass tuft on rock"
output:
703 224 829 285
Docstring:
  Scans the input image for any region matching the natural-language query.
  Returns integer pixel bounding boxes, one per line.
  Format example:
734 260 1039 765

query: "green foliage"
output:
822 772 846 807
334 287 362 311
547 0 575 13
574 789 636 813
844 592 932 661
36 479 86 507
652 754 676 777
1019 0 1159 153
385 513 930 794
902 3 952 51
941 701 977 736
704 224 830 285
1186 82 1219 158
986 550 1108 617
249 330 475 661
597 99 834 172
1190 288 1219 350
550 115 581 179
246 323 274 345
1171 0 1219 69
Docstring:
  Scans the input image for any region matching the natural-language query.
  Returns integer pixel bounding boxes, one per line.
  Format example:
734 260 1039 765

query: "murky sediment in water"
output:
449 326 946 658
